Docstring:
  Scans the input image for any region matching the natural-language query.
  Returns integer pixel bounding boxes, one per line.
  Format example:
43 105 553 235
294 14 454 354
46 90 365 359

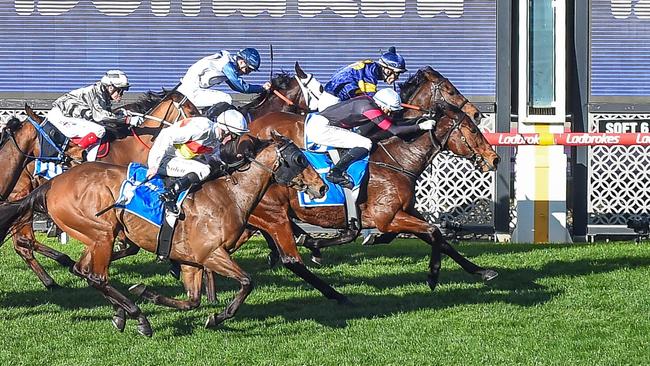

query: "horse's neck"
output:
0 126 37 198
374 133 437 176
99 135 152 166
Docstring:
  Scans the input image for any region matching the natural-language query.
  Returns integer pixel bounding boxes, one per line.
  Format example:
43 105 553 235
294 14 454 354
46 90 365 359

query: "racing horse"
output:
131 66 501 306
241 66 500 301
0 64 324 291
0 133 327 335
0 91 199 289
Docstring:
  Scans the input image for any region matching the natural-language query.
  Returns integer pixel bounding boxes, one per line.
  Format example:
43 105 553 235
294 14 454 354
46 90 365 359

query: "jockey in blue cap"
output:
178 48 271 109
318 47 407 111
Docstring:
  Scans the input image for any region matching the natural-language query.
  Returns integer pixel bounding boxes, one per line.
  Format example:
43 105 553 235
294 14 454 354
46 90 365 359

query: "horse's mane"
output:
122 89 169 114
399 66 440 102
240 71 295 112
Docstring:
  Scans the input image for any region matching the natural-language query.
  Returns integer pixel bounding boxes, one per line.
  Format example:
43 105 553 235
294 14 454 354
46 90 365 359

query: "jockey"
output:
47 70 142 153
318 47 407 111
307 88 433 188
177 48 272 109
146 108 248 214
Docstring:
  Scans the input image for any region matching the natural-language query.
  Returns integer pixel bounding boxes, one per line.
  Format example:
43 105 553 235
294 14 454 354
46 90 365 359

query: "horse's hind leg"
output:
204 247 253 328
12 225 59 289
129 264 202 310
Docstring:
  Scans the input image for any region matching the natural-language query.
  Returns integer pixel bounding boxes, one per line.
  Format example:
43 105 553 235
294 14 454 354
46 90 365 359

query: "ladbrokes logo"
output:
14 0 466 18
497 134 540 145
564 134 620 145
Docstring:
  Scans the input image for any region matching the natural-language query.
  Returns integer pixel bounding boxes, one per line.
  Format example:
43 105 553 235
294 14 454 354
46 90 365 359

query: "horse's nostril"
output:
319 185 328 196
493 157 500 166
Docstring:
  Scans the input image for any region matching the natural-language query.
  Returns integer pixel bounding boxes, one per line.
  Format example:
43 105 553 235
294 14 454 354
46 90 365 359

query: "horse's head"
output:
399 67 484 124
243 63 323 118
234 132 326 199
433 109 499 172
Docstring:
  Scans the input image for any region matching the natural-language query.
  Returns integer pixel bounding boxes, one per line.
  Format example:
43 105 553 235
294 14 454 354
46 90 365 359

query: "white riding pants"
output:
47 107 106 139
178 84 233 109
305 115 372 150
157 155 211 180
317 91 340 112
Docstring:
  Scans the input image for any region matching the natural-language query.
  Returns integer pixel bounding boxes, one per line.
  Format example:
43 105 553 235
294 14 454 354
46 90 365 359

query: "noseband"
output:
430 78 469 111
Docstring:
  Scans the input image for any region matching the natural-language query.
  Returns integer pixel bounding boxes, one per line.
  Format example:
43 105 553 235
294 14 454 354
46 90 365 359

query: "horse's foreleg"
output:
249 216 350 304
72 237 152 337
128 264 202 310
204 247 253 328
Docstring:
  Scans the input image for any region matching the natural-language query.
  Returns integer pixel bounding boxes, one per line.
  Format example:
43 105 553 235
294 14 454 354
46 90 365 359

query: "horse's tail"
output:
0 181 51 244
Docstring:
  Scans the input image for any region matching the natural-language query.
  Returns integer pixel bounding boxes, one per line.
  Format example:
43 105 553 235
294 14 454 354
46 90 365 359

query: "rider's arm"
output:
356 65 378 97
362 106 420 136
222 62 264 94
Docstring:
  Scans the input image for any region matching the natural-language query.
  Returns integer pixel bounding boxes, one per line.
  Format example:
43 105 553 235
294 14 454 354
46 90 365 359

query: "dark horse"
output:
239 67 501 303
0 133 327 336
0 91 199 289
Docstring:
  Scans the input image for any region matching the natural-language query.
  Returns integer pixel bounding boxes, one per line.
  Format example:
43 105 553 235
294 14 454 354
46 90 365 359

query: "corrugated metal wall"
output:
1 0 496 96
591 0 650 97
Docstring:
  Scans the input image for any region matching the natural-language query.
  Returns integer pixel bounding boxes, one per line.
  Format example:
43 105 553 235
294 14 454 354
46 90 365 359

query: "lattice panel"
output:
0 108 46 124
589 113 650 225
415 113 496 227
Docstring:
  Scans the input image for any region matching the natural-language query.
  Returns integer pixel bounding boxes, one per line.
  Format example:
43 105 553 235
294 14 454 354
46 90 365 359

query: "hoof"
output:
361 234 377 246
478 269 499 281
205 314 216 328
426 275 439 292
267 252 279 268
137 316 153 337
112 308 126 332
128 283 147 297
310 255 323 266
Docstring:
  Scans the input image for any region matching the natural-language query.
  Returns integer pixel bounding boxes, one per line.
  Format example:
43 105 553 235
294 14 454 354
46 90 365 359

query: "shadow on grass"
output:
2 249 650 334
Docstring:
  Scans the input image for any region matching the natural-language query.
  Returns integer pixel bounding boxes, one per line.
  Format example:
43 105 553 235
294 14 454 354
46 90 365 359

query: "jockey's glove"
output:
418 119 435 130
127 115 144 127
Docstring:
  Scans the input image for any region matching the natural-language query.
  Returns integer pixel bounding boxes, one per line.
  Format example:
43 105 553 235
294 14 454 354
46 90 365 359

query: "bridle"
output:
271 74 322 115
244 138 312 192
372 79 487 177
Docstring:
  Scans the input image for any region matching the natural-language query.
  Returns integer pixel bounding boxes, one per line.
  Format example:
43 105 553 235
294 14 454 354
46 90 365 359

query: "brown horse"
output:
1 91 199 289
239 67 501 302
0 133 326 335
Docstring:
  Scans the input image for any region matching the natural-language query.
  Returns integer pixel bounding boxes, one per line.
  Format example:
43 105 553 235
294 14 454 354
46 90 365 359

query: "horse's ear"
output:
295 62 307 79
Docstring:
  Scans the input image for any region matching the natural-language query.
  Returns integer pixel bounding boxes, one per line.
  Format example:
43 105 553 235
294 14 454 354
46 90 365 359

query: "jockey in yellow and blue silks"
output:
318 47 407 111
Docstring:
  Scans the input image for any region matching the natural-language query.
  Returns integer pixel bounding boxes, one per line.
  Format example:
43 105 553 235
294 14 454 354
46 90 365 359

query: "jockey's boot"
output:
326 147 369 189
160 172 201 215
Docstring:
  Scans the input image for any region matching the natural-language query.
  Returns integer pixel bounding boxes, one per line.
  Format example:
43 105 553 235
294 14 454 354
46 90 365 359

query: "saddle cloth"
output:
114 163 189 226
299 113 369 207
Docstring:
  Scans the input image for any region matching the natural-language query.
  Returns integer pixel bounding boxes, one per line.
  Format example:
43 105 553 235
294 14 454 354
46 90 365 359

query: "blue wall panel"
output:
1 0 496 96
592 0 650 97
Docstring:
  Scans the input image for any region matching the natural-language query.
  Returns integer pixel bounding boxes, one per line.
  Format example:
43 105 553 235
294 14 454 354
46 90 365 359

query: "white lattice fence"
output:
415 113 496 227
589 113 650 225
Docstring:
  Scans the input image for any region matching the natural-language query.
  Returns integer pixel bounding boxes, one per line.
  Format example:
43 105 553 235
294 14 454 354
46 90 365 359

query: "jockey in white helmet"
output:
46 70 142 158
306 88 433 188
177 48 272 109
146 108 248 214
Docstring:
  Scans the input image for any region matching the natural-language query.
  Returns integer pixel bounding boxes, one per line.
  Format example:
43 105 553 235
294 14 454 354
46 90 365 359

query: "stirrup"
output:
327 171 352 188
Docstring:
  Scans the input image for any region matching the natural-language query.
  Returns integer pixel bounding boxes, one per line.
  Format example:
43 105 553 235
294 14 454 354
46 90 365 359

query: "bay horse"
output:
134 66 501 306
241 66 500 301
1 91 199 289
0 133 326 335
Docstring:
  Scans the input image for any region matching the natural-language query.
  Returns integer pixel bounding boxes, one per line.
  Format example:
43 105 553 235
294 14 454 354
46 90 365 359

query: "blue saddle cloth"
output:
114 163 189 226
300 113 369 207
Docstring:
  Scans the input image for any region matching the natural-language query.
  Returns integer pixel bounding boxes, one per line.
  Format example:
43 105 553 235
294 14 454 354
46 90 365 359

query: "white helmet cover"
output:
216 109 249 135
100 70 130 89
373 88 403 111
